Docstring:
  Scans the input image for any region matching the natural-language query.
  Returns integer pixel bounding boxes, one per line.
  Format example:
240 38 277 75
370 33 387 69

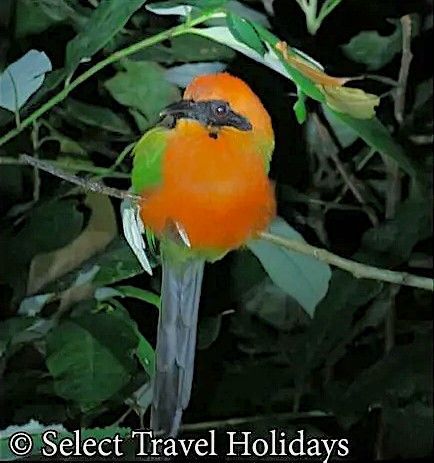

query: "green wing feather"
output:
132 126 169 194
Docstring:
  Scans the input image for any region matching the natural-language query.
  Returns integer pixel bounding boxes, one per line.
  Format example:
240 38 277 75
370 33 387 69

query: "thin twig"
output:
312 113 379 225
0 156 129 178
258 231 433 292
394 15 413 124
312 113 366 204
19 154 139 201
31 122 41 203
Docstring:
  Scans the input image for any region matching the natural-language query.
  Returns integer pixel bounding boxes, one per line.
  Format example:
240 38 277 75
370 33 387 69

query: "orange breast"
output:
139 121 276 250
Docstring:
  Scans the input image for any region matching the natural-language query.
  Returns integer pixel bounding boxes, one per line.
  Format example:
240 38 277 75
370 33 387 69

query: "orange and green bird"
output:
130 72 276 436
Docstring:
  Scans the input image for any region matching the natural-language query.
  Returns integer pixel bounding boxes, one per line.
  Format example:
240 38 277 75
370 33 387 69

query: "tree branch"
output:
16 155 433 292
19 154 139 201
258 231 433 292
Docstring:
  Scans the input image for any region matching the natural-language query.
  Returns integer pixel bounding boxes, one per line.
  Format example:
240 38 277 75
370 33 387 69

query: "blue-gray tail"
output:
150 256 205 437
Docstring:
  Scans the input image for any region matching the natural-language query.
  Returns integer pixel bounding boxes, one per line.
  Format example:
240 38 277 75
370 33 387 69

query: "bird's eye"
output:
213 103 228 117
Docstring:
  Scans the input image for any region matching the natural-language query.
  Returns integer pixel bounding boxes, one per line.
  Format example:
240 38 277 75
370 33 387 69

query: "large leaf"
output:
46 312 139 409
0 50 52 112
104 60 180 131
26 193 117 295
15 0 88 38
64 99 132 135
65 0 148 73
0 197 84 301
133 34 235 65
33 236 146 314
247 217 331 316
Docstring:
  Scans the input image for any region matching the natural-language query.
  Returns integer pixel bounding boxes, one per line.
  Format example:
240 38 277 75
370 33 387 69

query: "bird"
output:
130 72 276 437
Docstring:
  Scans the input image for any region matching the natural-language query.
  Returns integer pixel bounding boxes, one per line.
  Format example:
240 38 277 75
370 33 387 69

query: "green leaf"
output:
104 299 155 378
41 237 145 299
0 50 52 112
318 85 379 119
15 0 87 38
95 285 160 308
342 23 402 71
104 60 180 131
46 312 139 409
293 88 307 124
361 197 432 267
65 0 148 73
226 13 266 56
136 335 155 378
322 105 359 147
243 278 309 331
135 35 235 65
65 99 132 135
227 0 270 28
0 197 84 300
247 217 332 316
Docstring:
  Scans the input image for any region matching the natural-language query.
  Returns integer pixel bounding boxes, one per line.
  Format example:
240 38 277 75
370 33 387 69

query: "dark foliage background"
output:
0 0 432 460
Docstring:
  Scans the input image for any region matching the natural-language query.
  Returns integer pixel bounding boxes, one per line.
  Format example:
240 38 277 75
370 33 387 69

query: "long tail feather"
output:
151 255 204 437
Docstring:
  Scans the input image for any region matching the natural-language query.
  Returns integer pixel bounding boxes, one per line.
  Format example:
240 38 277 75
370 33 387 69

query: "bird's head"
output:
160 73 274 152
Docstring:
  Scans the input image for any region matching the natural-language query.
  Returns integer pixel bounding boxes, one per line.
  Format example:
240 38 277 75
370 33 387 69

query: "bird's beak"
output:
159 100 196 118
226 112 252 131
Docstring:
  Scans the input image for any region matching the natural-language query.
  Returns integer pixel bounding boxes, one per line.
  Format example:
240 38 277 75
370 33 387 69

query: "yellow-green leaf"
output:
319 85 380 119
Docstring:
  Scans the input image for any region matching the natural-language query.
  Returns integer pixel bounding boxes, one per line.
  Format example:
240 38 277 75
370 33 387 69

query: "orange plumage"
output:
139 73 276 251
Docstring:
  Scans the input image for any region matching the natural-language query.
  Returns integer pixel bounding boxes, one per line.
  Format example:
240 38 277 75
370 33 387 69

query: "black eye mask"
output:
160 99 252 131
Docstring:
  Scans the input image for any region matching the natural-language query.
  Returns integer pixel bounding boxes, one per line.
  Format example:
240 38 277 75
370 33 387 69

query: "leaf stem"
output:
0 11 216 148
